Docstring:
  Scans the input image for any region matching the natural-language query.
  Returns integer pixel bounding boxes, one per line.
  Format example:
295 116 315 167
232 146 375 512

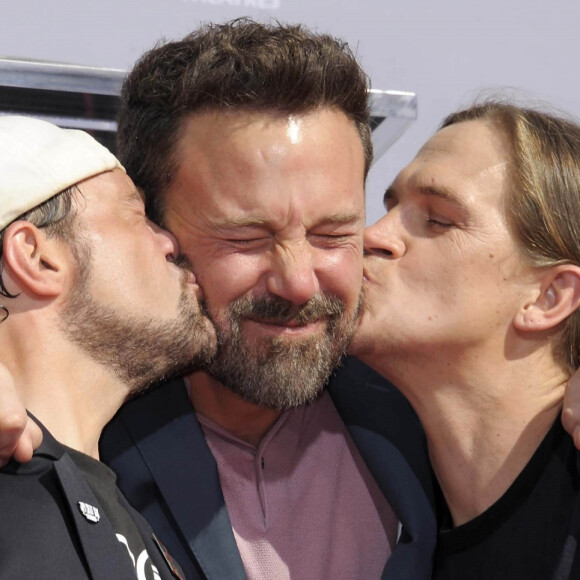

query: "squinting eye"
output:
316 234 351 240
426 216 454 228
226 238 267 246
310 233 355 246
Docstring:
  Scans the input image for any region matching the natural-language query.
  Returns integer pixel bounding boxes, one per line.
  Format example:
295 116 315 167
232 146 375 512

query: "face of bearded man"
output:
59 239 216 398
161 109 366 410
203 292 361 409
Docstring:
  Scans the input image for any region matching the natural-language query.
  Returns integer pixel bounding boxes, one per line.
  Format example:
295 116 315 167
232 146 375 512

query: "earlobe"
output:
2 221 65 298
514 266 580 333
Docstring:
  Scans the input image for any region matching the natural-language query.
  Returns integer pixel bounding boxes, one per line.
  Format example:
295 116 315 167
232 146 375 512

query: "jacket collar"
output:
119 378 247 579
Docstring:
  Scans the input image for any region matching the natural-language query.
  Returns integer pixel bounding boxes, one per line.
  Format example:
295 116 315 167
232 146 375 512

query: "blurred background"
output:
2 0 579 223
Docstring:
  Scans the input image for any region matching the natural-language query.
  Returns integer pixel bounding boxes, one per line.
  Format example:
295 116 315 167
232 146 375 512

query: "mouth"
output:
181 268 200 290
180 269 206 302
185 270 197 285
244 317 325 336
173 253 198 284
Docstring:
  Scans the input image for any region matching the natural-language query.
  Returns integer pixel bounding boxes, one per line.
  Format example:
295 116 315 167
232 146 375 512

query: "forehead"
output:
395 120 511 210
76 169 139 213
164 108 366 228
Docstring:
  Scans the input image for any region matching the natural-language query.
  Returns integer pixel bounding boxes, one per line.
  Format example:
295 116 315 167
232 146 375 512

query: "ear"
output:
2 221 68 298
514 265 580 333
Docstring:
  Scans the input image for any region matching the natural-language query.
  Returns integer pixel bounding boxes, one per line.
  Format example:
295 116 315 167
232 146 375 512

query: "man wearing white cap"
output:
0 116 215 579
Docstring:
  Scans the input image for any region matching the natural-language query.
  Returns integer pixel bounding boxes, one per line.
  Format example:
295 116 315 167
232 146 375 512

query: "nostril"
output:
364 248 393 257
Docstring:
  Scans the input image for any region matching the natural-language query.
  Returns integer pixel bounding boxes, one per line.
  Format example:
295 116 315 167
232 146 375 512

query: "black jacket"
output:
101 357 437 579
0 420 182 579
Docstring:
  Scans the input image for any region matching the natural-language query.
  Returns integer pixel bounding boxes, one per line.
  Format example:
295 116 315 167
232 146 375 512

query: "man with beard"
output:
0 116 215 579
98 19 435 580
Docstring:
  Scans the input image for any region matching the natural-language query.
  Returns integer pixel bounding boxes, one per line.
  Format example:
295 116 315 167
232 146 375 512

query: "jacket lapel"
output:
53 447 138 579
120 379 247 579
328 358 437 579
117 490 186 579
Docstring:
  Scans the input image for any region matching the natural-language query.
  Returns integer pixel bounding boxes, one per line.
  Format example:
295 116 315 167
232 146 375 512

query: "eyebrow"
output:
314 212 364 227
211 212 363 229
384 184 468 210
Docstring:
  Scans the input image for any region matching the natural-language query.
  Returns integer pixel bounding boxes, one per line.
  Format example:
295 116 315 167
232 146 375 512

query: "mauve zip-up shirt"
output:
198 391 398 579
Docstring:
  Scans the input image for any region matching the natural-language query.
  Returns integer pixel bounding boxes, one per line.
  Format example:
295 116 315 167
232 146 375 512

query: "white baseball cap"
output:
0 116 124 230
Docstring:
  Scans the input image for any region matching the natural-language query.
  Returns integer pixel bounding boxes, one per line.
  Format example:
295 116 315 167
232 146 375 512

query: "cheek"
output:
196 253 270 312
317 249 363 304
406 252 504 316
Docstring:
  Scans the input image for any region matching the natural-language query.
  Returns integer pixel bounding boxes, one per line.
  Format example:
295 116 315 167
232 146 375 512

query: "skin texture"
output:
353 120 533 362
4 113 580 461
58 170 216 396
352 120 576 525
0 364 42 465
0 169 215 457
164 108 366 443
73 170 197 322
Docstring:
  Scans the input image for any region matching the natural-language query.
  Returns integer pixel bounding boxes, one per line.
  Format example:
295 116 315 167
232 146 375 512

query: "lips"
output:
246 316 321 328
180 270 205 301
179 268 198 287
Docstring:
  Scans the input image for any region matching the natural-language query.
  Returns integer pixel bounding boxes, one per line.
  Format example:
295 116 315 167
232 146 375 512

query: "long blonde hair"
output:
442 101 580 372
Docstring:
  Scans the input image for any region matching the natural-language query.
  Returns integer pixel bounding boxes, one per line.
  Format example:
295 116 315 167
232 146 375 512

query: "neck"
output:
187 371 282 446
0 315 130 459
365 344 567 527
426 385 562 526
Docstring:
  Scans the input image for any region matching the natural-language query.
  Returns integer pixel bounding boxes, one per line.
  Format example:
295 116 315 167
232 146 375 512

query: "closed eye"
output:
226 238 267 245
312 233 352 240
426 216 454 228
309 232 358 248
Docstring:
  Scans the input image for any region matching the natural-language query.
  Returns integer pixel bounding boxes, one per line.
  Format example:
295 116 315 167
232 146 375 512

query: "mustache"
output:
173 253 195 273
228 293 345 326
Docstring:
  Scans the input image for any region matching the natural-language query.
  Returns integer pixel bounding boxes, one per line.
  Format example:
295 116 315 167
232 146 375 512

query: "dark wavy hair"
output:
117 18 372 224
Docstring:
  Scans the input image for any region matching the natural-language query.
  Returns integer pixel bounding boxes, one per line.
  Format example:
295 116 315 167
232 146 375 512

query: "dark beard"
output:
59 250 215 398
203 292 360 410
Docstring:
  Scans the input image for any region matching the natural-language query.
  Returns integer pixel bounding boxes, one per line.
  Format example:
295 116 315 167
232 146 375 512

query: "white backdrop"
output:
2 0 579 223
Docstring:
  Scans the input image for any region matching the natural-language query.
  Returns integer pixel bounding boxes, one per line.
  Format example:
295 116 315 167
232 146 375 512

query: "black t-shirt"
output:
434 420 580 579
67 447 162 580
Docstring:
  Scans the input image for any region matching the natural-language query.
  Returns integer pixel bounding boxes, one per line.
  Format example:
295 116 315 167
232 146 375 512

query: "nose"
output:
363 212 405 259
149 219 180 262
265 242 320 304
